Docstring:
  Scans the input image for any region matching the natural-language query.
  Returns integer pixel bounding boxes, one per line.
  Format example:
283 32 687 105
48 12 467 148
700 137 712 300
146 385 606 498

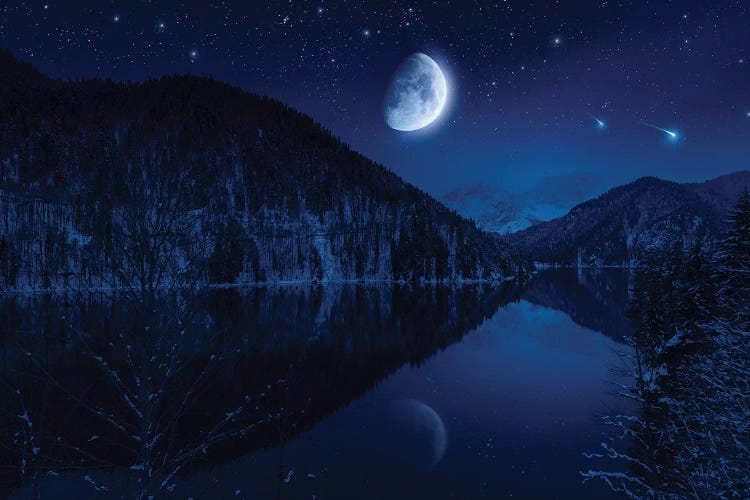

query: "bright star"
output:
553 36 562 46
113 14 120 23
189 50 198 61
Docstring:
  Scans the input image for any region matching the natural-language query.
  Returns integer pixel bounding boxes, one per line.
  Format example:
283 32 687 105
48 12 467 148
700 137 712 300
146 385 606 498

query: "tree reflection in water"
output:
0 283 519 498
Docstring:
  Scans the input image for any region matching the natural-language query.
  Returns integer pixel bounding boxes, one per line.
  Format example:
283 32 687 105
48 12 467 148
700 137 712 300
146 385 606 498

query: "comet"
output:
589 113 606 129
641 121 678 140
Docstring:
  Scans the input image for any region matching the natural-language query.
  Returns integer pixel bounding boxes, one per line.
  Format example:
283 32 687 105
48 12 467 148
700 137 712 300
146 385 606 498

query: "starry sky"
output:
1 1 749 201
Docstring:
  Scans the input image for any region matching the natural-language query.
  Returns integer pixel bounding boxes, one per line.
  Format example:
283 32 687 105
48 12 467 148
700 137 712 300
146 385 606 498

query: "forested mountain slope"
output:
504 172 750 266
0 50 527 289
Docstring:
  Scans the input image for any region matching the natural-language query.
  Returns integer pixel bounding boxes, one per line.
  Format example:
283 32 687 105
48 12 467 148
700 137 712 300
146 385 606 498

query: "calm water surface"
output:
6 269 633 499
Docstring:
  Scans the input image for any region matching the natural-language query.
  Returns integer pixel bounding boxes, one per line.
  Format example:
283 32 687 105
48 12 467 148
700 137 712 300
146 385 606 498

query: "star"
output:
363 29 371 37
112 14 120 23
189 50 198 61
553 36 562 46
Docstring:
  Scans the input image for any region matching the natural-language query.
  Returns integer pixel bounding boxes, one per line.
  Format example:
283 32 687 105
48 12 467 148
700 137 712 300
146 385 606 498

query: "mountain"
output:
522 268 632 340
0 50 527 290
441 173 607 234
441 184 548 234
504 172 750 266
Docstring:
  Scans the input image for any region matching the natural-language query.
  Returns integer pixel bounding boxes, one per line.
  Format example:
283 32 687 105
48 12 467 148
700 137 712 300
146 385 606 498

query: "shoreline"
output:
0 276 523 295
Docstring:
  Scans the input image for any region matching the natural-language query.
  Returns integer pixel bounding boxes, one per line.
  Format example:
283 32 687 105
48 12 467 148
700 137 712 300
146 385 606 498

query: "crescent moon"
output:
395 399 448 466
384 53 448 132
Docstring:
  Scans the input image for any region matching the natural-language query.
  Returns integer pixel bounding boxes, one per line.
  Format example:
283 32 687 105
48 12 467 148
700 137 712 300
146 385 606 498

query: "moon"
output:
384 53 448 132
392 399 447 466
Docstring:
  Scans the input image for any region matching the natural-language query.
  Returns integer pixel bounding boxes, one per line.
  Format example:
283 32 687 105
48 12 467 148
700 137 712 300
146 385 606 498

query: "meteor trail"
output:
589 113 606 129
641 121 678 139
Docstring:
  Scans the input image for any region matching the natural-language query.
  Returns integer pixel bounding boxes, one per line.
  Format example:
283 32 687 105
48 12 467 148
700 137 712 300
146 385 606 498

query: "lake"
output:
3 269 634 499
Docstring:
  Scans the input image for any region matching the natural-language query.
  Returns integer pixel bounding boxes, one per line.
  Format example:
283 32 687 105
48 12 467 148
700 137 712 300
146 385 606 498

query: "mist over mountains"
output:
441 172 607 234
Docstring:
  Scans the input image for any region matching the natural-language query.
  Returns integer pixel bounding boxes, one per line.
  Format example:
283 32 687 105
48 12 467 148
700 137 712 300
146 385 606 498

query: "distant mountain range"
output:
0 50 527 290
441 173 607 234
503 172 750 265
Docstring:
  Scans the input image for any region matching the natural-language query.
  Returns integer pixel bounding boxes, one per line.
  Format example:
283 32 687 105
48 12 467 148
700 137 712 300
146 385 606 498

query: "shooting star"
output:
641 121 678 140
589 113 606 129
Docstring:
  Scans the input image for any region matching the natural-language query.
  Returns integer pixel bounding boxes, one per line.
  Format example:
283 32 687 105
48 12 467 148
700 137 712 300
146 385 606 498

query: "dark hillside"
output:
0 50 527 289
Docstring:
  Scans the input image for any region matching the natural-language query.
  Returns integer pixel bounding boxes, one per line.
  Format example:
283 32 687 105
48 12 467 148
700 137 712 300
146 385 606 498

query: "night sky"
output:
1 1 749 199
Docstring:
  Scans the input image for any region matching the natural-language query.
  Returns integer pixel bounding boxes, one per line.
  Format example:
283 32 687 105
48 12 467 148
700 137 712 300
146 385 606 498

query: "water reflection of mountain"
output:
522 268 632 341
199 285 522 458
0 284 520 495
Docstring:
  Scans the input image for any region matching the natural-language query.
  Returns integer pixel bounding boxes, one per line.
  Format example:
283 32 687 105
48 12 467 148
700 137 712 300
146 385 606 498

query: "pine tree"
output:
714 187 750 329
676 237 715 350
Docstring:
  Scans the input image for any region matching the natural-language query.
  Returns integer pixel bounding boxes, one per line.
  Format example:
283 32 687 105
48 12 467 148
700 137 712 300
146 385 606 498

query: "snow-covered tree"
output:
583 193 750 498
